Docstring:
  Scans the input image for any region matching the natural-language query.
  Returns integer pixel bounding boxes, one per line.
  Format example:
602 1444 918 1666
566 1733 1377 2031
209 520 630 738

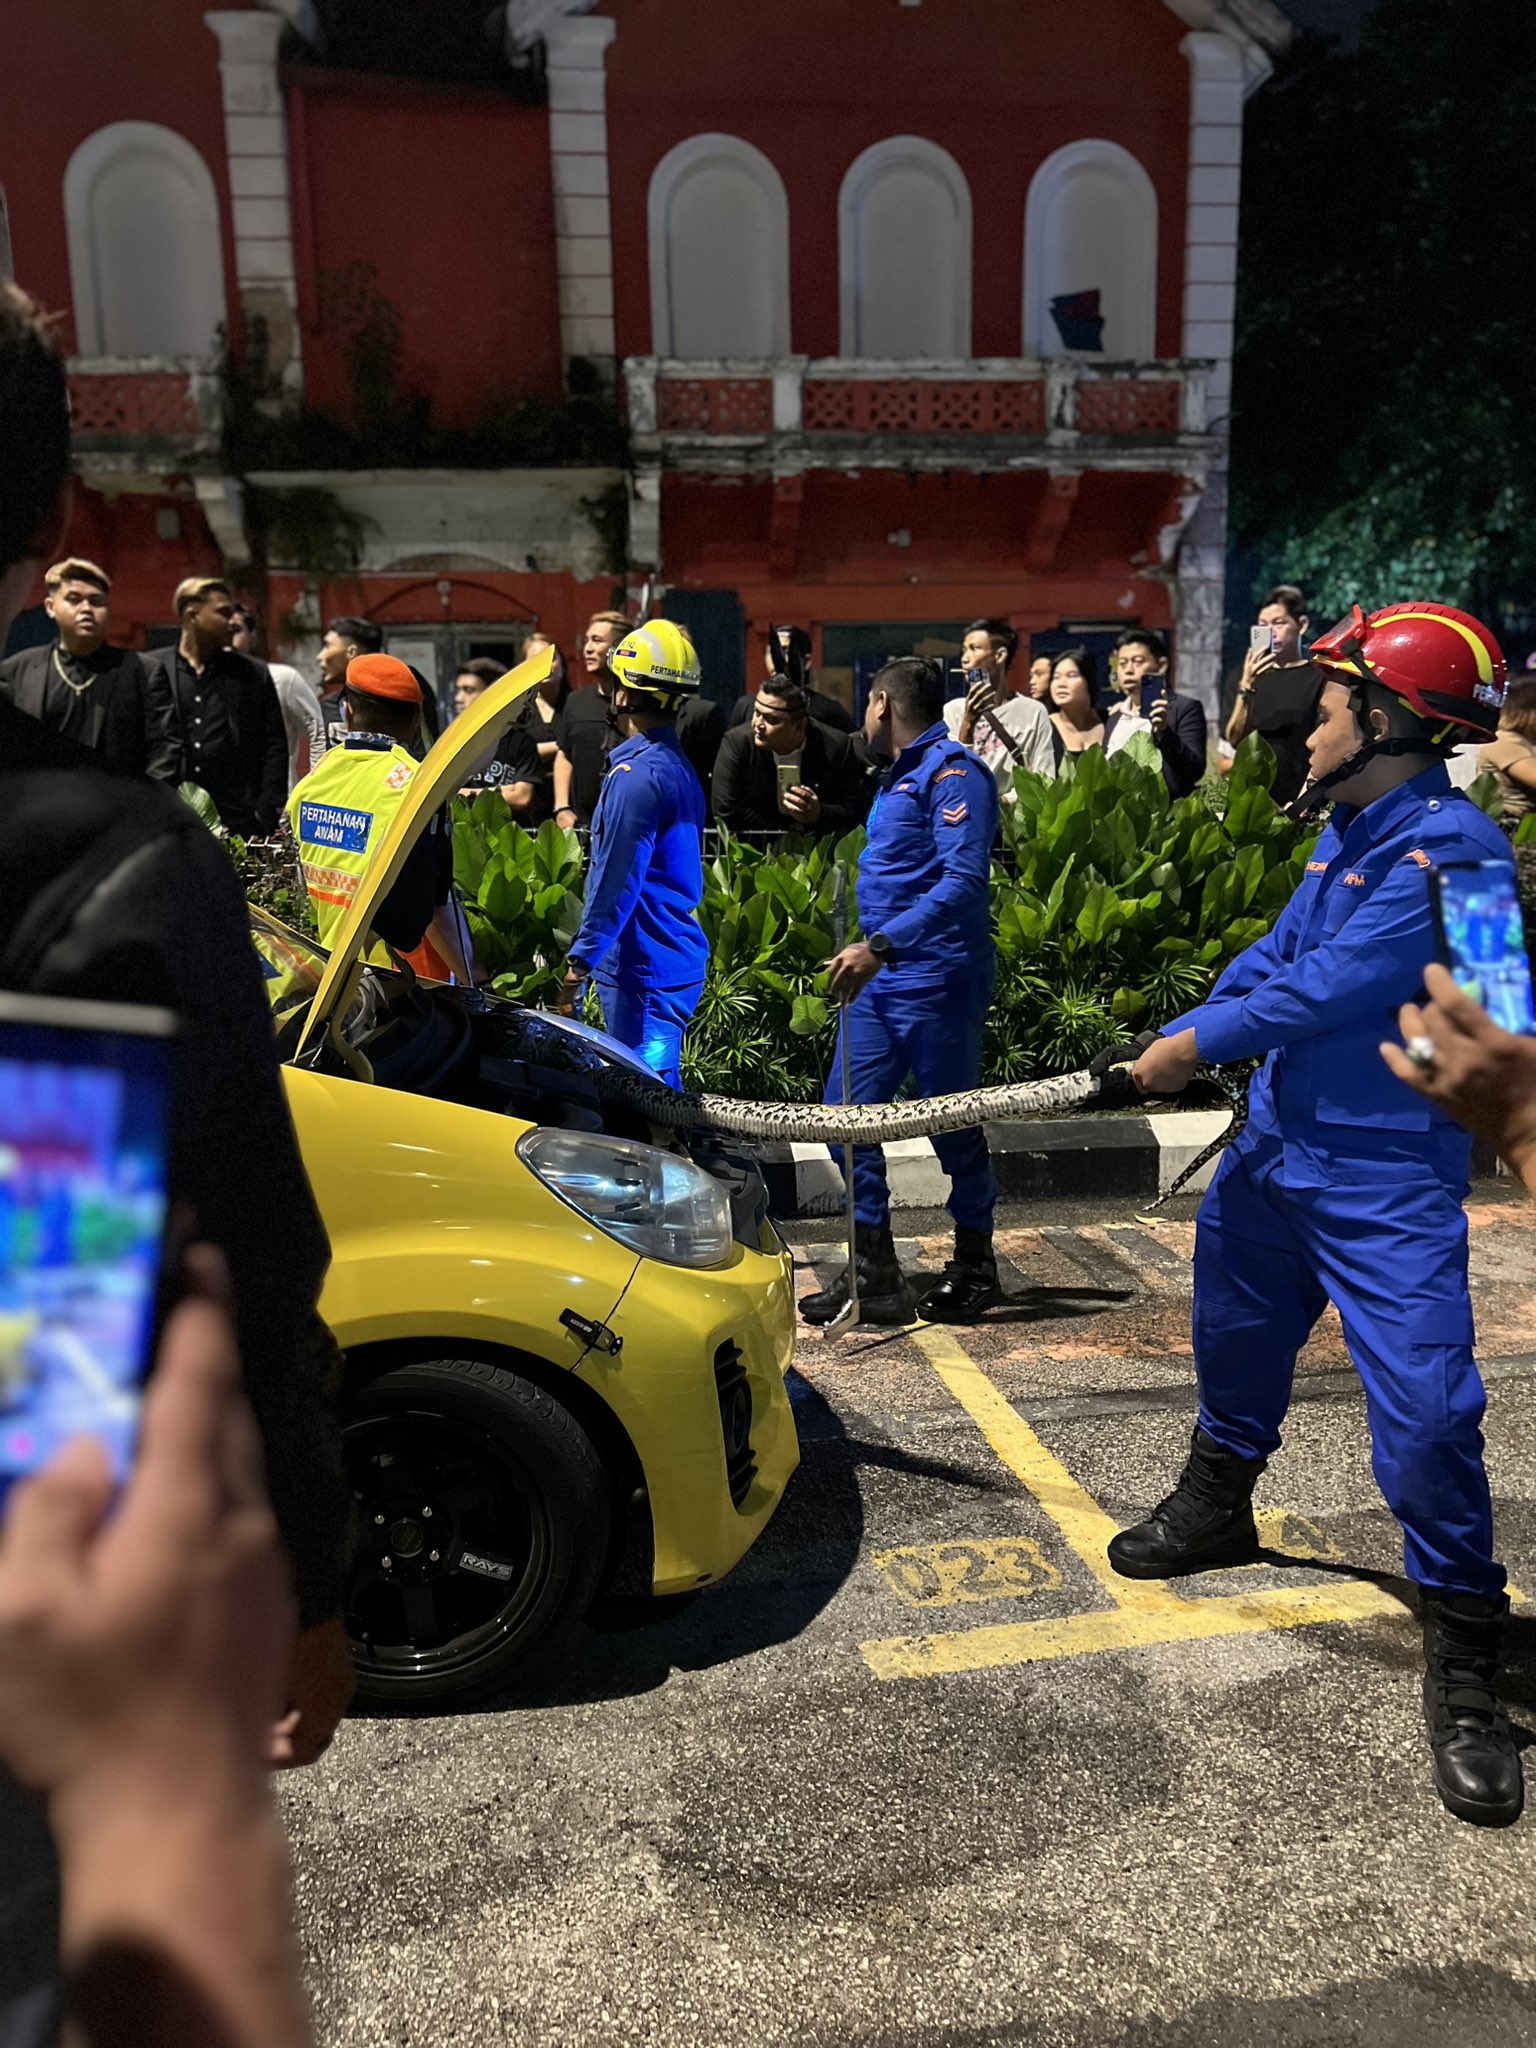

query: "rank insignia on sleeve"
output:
941 801 969 824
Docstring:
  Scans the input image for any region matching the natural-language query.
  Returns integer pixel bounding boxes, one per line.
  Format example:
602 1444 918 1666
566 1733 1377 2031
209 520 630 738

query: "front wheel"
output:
342 1356 611 1709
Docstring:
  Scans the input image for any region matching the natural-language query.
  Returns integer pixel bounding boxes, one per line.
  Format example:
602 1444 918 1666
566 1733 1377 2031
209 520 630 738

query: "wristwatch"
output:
867 931 893 961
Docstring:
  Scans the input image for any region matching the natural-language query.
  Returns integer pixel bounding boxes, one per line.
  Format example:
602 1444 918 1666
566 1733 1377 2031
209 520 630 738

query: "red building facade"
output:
0 0 1289 710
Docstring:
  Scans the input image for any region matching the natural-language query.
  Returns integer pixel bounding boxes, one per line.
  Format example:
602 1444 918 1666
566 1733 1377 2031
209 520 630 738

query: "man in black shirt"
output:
552 609 629 827
453 658 540 812
712 679 873 837
728 625 855 734
0 557 177 779
1225 584 1325 807
142 576 288 836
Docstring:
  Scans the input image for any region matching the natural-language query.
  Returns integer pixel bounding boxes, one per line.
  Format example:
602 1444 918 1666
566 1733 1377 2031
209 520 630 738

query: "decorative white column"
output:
1173 30 1247 720
204 10 303 400
543 12 618 379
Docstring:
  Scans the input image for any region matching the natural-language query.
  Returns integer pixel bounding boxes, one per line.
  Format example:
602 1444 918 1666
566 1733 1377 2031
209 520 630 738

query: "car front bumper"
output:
572 1229 800 1595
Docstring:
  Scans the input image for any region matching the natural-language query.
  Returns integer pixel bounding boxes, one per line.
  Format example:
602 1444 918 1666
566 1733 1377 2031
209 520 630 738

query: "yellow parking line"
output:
909 1324 1179 1614
861 1578 1404 1680
863 1324 1420 1681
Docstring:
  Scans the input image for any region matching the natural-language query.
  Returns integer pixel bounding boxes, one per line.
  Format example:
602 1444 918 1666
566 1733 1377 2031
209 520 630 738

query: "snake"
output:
598 1056 1251 1195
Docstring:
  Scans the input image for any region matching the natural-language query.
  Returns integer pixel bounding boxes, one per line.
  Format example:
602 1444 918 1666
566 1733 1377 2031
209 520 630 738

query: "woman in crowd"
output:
1478 677 1536 825
514 630 570 824
1046 647 1105 765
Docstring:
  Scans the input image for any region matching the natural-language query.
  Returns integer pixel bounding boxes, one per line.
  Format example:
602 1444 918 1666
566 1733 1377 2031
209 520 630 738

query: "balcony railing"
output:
624 356 1212 471
67 358 223 468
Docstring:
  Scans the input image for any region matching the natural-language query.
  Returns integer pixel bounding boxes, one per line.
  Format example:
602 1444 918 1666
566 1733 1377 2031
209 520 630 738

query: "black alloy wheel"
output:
342 1356 611 1709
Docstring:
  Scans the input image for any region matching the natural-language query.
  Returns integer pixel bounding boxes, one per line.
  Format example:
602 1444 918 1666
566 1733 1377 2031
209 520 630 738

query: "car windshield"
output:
250 909 328 1022
249 907 385 1057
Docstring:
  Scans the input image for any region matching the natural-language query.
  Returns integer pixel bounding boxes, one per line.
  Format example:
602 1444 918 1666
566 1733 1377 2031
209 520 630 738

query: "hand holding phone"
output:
1429 860 1536 1037
0 994 176 1504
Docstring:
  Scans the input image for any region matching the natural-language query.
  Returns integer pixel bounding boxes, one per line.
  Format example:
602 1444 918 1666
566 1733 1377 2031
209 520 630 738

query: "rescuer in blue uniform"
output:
802 656 1002 1327
1110 601 1522 1827
562 620 708 1088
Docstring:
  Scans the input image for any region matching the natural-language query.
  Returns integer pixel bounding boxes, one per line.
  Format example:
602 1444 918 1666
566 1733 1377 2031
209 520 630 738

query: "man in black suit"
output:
0 557 178 779
1104 627 1209 801
143 575 288 836
727 624 855 735
712 678 873 837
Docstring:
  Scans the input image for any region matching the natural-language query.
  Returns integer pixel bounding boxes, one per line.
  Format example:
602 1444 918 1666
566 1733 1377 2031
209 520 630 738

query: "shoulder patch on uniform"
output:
935 765 969 782
940 801 970 824
384 763 414 791
896 781 918 794
614 761 633 772
1403 848 1432 868
1305 860 1329 874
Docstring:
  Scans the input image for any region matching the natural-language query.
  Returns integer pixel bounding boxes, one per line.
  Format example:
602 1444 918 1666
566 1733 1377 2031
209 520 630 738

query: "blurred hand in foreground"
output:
0 1247 311 2048
1382 961 1536 1191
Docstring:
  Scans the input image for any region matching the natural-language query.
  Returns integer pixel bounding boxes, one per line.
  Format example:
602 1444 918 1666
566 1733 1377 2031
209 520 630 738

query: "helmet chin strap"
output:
1282 733 1443 821
1281 644 1446 821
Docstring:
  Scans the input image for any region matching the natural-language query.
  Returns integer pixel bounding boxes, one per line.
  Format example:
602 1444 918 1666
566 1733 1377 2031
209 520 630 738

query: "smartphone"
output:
1250 625 1274 654
0 992 177 1501
776 757 800 814
1430 860 1536 1036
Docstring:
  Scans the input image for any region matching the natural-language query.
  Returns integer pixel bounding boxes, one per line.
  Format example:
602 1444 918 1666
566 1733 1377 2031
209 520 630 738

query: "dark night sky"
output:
1277 0 1381 43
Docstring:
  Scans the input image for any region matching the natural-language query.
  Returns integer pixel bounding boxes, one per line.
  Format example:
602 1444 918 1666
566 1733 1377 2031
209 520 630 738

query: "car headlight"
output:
517 1130 733 1269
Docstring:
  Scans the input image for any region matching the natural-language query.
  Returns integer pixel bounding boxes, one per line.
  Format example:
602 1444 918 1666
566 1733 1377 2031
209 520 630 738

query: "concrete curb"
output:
757 1108 1233 1220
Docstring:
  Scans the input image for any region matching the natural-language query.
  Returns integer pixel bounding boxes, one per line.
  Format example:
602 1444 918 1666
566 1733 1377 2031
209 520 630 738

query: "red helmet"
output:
1310 601 1507 741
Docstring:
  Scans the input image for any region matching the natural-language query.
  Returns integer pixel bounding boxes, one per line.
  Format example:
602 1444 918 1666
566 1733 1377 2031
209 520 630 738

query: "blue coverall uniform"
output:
569 724 708 1088
1168 764 1512 1597
827 722 1000 1231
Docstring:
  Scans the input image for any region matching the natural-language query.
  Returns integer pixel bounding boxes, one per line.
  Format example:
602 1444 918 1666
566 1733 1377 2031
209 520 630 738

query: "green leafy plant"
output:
453 802 586 1006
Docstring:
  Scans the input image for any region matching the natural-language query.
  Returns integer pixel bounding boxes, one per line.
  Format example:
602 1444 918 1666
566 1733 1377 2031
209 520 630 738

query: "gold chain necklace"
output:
51 647 95 697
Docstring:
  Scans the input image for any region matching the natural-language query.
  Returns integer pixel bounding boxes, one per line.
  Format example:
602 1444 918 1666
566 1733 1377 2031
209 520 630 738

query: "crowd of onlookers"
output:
9 548 1536 859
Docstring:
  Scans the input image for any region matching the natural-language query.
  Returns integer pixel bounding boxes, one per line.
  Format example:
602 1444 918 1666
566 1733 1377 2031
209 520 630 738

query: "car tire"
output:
342 1355 612 1710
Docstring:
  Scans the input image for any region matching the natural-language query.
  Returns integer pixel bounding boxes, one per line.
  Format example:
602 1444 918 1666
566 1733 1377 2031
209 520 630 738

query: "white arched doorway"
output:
1023 140 1158 358
64 122 228 359
838 137 971 359
648 134 790 358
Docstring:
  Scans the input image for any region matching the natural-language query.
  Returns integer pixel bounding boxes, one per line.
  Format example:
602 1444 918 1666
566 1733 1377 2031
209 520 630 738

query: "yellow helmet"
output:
609 619 702 707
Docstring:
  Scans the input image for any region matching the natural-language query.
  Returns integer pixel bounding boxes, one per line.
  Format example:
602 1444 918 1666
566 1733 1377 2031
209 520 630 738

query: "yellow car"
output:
254 653 799 1708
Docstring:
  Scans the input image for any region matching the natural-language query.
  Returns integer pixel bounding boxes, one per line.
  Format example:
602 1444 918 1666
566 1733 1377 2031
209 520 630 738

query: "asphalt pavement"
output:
281 1186 1536 2047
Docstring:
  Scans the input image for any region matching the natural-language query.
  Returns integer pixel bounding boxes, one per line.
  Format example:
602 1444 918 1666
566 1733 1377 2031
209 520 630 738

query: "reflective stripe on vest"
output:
286 742 418 952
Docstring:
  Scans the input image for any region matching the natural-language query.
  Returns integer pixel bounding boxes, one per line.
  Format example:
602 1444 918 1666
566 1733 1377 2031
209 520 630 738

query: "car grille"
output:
713 1339 757 1510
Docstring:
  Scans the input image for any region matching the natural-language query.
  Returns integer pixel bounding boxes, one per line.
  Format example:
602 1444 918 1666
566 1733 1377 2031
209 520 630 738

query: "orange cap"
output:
346 653 421 703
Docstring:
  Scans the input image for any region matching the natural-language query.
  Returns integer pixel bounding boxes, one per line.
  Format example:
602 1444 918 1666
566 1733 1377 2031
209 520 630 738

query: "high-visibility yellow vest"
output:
287 734 419 956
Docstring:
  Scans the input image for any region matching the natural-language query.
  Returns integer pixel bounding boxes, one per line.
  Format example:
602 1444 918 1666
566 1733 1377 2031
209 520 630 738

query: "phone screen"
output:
0 998 176 1499
1432 861 1536 1037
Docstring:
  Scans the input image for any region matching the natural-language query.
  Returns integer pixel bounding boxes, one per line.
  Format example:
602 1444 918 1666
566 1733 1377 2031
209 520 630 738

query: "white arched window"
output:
648 134 790 359
838 138 971 360
1024 140 1158 359
64 122 227 359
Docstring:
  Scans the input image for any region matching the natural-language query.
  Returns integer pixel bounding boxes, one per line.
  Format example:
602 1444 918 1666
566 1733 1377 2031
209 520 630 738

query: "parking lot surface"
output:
282 1187 1536 2047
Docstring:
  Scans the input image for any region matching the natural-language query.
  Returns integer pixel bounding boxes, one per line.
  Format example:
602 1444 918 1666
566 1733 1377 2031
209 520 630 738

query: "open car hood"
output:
295 643 554 1060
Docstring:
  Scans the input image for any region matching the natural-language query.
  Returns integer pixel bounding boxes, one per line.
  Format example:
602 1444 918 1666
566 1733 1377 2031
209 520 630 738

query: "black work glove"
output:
1087 1030 1159 1079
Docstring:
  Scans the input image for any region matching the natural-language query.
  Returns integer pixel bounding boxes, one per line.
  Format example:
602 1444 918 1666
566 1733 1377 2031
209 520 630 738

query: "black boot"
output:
1421 1592 1524 1827
916 1226 1005 1324
800 1224 910 1328
1107 1426 1265 1579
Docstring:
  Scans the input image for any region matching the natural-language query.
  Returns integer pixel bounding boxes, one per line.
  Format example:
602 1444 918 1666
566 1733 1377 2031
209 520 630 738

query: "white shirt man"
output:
942 618 1056 795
